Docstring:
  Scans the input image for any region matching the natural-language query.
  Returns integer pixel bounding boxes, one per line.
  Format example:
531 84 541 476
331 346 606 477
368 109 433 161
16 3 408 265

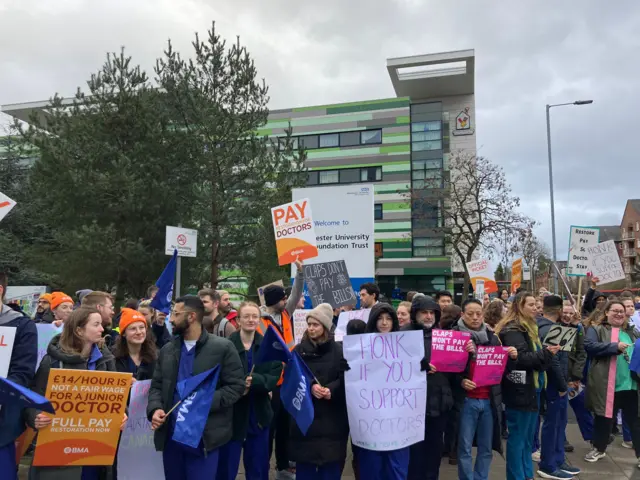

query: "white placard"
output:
334 309 371 342
523 266 531 281
543 324 578 352
344 330 427 451
36 324 63 369
567 226 600 277
292 309 310 345
165 225 198 258
0 326 17 378
587 240 626 285
0 191 17 223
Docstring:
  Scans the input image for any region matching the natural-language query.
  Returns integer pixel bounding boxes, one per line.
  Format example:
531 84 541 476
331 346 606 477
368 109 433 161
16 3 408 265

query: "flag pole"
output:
165 399 183 416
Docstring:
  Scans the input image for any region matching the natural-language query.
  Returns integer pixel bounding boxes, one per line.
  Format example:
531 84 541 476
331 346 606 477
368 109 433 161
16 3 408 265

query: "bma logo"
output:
176 391 198 422
292 374 307 411
360 187 370 193
64 447 89 454
453 107 475 136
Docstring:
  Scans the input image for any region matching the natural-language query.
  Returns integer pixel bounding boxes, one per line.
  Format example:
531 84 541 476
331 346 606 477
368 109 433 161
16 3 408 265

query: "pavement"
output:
18 424 640 479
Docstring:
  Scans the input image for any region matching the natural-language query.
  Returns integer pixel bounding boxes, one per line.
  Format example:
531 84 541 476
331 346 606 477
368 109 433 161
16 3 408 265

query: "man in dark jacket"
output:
147 295 245 479
0 272 37 477
33 293 52 323
581 276 607 317
536 295 581 479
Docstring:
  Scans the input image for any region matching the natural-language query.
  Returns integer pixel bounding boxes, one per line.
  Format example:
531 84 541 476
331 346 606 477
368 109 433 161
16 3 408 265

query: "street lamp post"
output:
546 100 593 294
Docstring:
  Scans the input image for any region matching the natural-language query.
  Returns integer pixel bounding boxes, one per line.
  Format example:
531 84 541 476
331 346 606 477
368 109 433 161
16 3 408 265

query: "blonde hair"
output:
81 291 113 308
397 301 411 311
238 301 260 317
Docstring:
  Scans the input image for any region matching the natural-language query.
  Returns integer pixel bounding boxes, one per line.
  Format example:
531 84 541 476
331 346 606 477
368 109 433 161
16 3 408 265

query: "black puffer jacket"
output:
289 336 349 466
366 302 400 333
400 296 453 417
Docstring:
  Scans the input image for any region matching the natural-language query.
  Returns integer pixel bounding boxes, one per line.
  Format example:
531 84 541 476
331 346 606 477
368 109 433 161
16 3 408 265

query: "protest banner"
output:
0 190 16 223
465 259 498 294
334 309 370 342
303 260 356 309
36 324 63 369
511 258 523 293
566 226 600 276
344 330 427 451
271 198 319 266
33 369 132 466
292 309 310 344
257 280 284 306
586 240 626 285
117 380 164 480
471 346 509 387
543 324 578 352
430 329 471 373
0 326 17 378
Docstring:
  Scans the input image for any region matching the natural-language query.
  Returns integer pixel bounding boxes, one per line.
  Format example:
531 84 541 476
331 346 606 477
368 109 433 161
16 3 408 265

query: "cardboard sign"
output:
271 198 319 266
0 191 16 223
466 259 498 294
344 331 427 451
543 324 578 352
33 369 132 466
0 326 17 378
587 240 626 285
257 280 284 306
567 226 600 276
471 346 509 387
303 260 356 309
292 309 311 344
430 329 471 373
334 309 371 342
511 258 523 293
117 380 164 480
36 324 63 369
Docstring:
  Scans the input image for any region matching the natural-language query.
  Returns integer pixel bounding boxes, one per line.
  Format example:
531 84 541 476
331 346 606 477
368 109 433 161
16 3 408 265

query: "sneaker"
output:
537 469 574 480
584 448 606 463
276 470 296 480
559 463 581 475
532 450 541 462
564 440 575 453
622 441 634 449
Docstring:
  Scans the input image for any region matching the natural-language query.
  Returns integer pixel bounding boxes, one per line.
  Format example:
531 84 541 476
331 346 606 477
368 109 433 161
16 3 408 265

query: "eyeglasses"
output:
609 310 625 315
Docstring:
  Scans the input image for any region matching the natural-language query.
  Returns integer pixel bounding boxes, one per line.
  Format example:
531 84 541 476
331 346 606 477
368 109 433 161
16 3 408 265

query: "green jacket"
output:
228 331 282 441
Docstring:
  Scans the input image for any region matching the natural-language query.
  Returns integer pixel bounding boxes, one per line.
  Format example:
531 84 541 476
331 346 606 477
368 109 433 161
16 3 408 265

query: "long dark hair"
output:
114 323 157 365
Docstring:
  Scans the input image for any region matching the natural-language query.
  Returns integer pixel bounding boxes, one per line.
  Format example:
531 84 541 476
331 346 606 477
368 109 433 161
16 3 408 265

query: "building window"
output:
412 140 443 151
413 237 445 257
339 168 361 184
412 159 443 189
299 135 319 149
412 201 441 228
319 170 339 184
319 134 339 148
360 166 382 182
339 131 360 147
307 171 319 185
412 121 441 132
375 204 383 220
361 130 382 145
375 242 383 258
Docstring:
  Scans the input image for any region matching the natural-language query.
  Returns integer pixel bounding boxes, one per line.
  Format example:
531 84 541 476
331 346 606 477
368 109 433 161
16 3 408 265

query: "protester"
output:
217 302 282 480
440 304 462 330
138 300 172 350
484 299 505 329
218 290 236 319
200 288 235 337
404 295 454 480
483 293 491 308
582 276 606 317
147 295 245 479
495 292 560 480
535 298 544 318
536 295 581 479
455 298 516 480
82 291 118 348
346 319 366 335
436 290 453 310
285 286 306 310
27 306 127 479
500 289 510 303
406 291 418 303
396 301 412 328
114 307 157 380
147 285 159 300
259 259 304 480
33 293 52 323
584 300 640 464
49 291 74 327
359 283 380 309
0 272 38 477
289 303 349 480
441 301 464 465
75 288 94 304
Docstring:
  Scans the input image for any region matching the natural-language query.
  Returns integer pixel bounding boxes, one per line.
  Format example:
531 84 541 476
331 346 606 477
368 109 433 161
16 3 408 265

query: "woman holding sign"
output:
26 306 128 480
216 302 282 480
494 292 560 480
583 300 640 464
289 303 349 480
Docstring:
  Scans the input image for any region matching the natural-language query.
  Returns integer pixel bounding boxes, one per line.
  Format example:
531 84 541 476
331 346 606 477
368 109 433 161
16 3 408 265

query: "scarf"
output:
456 318 489 345
520 319 546 390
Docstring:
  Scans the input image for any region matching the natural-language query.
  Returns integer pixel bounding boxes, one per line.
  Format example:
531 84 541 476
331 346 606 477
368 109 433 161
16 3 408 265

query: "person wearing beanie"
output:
50 291 74 327
113 308 158 381
75 289 93 305
258 259 305 479
34 293 53 323
290 302 348 480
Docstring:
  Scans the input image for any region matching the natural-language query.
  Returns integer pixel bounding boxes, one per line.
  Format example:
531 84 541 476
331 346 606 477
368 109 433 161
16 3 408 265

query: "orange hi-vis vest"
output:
258 310 296 386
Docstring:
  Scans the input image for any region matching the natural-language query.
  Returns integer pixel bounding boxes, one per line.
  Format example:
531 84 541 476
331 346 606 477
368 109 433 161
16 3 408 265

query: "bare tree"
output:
519 228 551 292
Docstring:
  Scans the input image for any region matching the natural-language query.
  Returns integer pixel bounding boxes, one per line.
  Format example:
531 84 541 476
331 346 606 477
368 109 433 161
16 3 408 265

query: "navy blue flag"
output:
150 249 177 314
0 376 55 414
630 339 640 375
172 365 221 449
281 351 315 435
254 325 292 365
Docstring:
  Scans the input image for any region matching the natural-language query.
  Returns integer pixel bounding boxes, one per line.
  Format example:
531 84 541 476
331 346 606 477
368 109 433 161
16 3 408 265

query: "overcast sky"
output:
1 0 637 261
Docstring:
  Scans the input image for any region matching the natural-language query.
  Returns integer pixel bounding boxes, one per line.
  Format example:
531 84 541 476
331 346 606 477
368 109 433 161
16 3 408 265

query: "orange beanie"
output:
50 292 73 310
119 308 147 333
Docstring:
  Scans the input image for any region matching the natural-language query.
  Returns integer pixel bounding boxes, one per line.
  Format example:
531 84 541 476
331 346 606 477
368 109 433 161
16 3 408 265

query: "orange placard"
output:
271 198 319 266
33 369 132 467
511 258 523 294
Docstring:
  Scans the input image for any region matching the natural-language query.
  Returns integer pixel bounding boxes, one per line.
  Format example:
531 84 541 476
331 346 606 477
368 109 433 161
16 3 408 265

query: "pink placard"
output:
430 329 471 373
605 327 620 419
471 346 509 387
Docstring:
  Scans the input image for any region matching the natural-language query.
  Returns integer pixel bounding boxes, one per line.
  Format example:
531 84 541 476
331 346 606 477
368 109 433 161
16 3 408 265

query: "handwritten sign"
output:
117 380 165 480
303 260 356 309
0 326 17 378
430 329 471 373
344 331 426 451
292 309 311 344
543 324 578 352
334 309 371 342
271 198 319 266
34 369 132 466
567 226 600 276
36 324 63 369
471 346 509 387
587 240 626 285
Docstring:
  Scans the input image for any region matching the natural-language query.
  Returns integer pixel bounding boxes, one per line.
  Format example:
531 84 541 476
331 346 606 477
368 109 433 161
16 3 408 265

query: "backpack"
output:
217 312 239 337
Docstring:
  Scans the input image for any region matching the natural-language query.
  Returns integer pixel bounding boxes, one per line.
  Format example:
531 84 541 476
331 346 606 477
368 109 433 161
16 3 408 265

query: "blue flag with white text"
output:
150 249 177 314
254 324 292 365
630 339 640 375
281 351 315 435
172 365 220 449
0 376 55 414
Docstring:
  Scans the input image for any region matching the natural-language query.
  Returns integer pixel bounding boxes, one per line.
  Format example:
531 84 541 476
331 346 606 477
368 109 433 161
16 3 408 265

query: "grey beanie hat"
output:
306 303 334 332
